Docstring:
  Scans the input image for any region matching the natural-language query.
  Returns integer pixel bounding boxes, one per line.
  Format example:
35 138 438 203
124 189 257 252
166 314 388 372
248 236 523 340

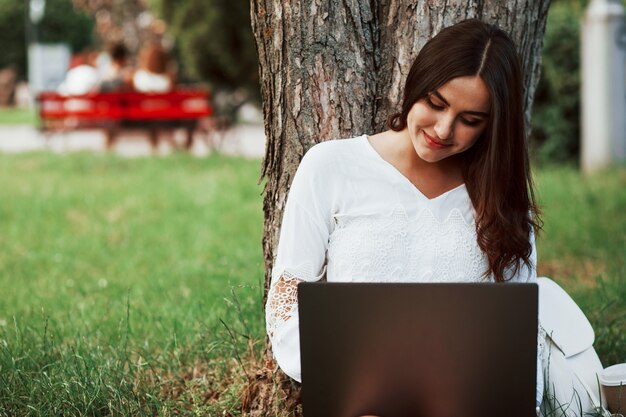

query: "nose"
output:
434 114 454 141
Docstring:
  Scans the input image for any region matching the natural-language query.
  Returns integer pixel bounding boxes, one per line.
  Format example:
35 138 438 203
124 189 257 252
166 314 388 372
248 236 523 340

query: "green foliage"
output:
0 0 27 78
154 0 260 101
38 0 94 49
531 1 585 164
0 0 94 80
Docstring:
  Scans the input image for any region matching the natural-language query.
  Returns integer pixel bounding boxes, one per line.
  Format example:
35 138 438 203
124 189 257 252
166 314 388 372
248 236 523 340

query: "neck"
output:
367 129 466 199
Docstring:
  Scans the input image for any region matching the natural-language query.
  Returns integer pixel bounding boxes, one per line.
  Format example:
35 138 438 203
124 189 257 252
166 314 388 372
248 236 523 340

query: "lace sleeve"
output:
265 269 309 382
266 271 303 338
265 264 325 382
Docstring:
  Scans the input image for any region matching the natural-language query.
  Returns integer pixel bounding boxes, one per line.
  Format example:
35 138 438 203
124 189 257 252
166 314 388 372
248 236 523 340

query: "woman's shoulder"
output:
290 136 369 195
301 135 368 166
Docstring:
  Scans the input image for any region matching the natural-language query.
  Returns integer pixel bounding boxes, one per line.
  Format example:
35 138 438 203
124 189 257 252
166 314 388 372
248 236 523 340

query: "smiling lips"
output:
423 131 452 149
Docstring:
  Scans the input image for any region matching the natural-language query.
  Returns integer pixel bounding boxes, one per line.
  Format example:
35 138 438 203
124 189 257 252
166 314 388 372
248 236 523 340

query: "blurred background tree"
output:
530 0 626 164
0 0 94 80
150 0 260 102
72 0 161 54
531 0 585 164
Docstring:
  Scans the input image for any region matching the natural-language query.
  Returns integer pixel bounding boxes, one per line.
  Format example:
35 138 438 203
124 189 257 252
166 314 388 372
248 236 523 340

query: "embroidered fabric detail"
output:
327 205 490 283
266 271 303 338
270 261 318 284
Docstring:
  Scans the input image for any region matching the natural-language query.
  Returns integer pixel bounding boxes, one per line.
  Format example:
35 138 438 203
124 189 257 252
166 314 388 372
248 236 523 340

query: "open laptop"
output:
298 283 538 417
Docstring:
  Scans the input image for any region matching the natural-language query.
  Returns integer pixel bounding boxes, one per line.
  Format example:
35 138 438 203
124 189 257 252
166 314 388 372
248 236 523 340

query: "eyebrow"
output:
432 90 490 118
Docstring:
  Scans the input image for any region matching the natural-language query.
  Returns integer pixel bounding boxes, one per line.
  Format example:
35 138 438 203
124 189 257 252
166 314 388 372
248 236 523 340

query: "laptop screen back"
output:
298 283 538 417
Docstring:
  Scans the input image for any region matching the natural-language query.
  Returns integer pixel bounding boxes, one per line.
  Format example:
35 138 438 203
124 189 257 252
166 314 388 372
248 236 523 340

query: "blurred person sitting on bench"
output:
132 42 174 93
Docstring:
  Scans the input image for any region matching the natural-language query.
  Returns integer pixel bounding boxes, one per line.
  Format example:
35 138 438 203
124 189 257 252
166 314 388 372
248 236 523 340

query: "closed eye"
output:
460 117 485 126
426 96 445 111
426 92 488 126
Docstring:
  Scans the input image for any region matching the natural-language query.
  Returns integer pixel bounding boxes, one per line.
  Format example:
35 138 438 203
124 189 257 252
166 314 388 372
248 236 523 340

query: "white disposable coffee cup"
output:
599 363 626 415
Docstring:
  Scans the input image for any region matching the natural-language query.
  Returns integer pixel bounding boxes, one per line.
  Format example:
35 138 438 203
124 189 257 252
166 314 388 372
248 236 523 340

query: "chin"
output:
412 142 446 161
415 150 448 164
424 155 449 164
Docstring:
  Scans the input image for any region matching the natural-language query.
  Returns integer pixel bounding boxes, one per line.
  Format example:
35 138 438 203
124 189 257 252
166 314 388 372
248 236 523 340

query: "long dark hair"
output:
389 19 541 282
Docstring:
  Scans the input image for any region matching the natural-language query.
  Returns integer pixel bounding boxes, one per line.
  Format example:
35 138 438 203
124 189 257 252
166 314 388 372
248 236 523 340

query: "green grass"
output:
0 153 623 415
0 108 37 125
535 165 626 366
0 153 265 415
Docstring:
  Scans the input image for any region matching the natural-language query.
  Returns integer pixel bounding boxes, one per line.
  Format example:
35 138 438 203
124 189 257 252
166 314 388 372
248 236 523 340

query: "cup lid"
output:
600 363 626 386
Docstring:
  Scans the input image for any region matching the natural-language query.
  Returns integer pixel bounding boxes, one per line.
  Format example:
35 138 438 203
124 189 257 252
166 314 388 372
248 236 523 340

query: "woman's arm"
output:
265 144 336 381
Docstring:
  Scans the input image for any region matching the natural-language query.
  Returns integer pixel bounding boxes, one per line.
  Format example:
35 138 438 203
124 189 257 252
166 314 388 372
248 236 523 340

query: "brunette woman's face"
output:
406 75 491 163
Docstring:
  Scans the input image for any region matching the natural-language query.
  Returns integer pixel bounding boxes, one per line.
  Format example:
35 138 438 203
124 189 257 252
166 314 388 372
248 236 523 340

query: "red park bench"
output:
37 90 214 149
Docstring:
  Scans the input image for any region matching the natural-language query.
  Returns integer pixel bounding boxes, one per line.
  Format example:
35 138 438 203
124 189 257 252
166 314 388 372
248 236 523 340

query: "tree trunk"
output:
248 0 550 413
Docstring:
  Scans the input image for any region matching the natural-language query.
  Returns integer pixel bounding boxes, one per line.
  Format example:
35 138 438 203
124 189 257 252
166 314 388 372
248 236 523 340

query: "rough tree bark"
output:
247 0 550 414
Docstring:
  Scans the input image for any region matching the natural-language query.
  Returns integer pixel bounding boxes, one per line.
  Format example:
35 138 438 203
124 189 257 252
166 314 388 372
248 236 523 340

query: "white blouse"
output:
266 135 543 405
133 69 172 93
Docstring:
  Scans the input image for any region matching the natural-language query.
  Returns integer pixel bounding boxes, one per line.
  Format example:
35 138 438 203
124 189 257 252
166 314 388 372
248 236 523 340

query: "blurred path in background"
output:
0 123 266 159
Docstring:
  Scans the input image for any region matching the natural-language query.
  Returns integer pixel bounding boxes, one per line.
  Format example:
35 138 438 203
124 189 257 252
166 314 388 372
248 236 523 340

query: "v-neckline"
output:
362 134 466 202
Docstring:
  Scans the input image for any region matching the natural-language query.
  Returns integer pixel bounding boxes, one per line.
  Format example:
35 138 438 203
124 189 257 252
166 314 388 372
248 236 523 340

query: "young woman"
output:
132 42 174 93
266 18 545 410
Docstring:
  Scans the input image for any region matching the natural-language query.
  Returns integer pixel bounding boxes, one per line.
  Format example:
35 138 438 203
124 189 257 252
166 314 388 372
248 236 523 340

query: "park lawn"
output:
0 108 37 126
0 152 623 415
0 153 266 415
535 165 626 366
